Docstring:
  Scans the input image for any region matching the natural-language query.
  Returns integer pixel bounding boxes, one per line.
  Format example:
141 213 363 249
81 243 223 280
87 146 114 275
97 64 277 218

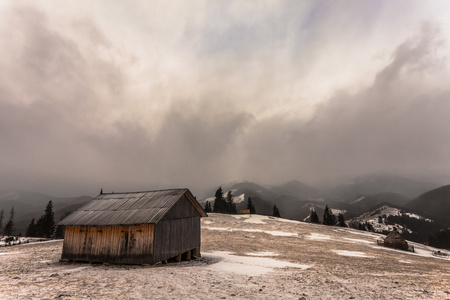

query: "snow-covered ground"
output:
1 213 449 299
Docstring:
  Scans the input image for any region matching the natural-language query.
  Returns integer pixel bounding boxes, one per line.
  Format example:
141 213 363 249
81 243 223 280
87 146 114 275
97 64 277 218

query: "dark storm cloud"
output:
1 2 450 196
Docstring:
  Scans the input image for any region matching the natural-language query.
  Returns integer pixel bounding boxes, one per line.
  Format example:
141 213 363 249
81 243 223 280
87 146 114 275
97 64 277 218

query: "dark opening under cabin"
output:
58 188 207 265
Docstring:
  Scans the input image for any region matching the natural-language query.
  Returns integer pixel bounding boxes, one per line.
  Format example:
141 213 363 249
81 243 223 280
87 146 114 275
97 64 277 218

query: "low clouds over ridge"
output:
1 2 449 196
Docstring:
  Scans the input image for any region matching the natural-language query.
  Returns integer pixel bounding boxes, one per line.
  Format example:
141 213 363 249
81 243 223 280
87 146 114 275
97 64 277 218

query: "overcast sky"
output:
1 1 450 197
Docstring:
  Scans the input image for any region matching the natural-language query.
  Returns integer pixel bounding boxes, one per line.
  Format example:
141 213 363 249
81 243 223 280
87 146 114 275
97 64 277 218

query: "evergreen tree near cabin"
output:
247 197 256 214
310 209 320 223
226 191 237 214
3 207 15 236
322 205 336 226
204 201 212 213
337 213 347 227
0 209 3 235
26 218 37 237
213 187 226 213
54 211 72 239
272 205 281 218
36 201 55 238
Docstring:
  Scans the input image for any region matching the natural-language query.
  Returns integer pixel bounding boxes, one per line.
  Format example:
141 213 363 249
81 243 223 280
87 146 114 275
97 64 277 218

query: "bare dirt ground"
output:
1 213 449 299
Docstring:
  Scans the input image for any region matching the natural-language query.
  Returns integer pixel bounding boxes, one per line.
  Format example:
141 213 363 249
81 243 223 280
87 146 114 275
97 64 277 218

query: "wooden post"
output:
192 247 201 257
182 250 191 261
175 254 182 262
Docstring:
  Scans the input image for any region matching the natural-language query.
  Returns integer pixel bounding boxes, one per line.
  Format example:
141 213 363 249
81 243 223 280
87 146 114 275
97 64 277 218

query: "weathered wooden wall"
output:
153 216 201 263
61 224 155 264
61 194 204 264
152 195 202 262
161 195 203 220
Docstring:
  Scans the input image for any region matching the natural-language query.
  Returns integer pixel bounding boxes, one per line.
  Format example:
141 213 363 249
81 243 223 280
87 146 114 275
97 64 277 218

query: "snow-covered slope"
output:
349 205 442 243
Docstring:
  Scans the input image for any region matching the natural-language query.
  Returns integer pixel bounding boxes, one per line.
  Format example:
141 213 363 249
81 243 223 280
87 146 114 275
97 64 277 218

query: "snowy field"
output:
1 213 450 299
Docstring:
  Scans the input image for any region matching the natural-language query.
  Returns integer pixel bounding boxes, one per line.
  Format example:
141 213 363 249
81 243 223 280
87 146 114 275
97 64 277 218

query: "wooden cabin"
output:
58 188 207 265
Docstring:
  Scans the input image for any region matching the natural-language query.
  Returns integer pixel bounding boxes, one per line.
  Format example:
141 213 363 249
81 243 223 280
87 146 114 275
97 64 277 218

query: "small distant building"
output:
58 189 207 265
239 209 251 214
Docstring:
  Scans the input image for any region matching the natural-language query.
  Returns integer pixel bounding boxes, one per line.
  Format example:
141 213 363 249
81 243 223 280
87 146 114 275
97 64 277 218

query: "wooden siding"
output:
61 224 155 264
161 195 202 221
153 217 201 263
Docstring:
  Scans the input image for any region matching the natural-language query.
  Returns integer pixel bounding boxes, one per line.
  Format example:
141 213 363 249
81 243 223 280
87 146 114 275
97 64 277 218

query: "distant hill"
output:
349 192 410 214
349 205 442 243
405 185 450 226
329 174 437 200
0 190 92 235
269 180 327 201
201 175 444 230
201 181 347 221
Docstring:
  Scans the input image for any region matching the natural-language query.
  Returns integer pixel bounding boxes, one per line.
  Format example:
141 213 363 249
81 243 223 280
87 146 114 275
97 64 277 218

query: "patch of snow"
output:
204 227 231 232
203 221 214 224
351 196 365 204
399 260 412 264
331 208 346 215
204 227 298 237
17 239 63 246
0 252 23 256
234 193 246 203
230 214 250 219
269 217 303 224
336 229 381 239
204 251 311 276
371 244 450 261
306 233 331 240
203 197 214 203
243 215 270 224
242 229 297 237
332 250 373 258
343 238 373 244
246 252 279 257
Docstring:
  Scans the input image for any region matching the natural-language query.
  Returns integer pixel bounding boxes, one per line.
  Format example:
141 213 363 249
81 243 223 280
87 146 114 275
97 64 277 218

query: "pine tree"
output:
26 218 37 237
322 205 336 226
226 191 237 214
337 213 347 227
37 201 55 238
204 201 212 213
310 209 320 223
247 197 256 214
0 209 3 235
213 187 225 213
54 225 65 239
3 207 15 236
272 205 281 218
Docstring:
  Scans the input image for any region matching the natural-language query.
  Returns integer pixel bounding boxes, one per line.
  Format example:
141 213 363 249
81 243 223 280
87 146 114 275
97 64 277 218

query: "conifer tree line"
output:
272 205 281 218
0 208 4 235
204 187 238 214
246 197 256 214
25 200 58 238
204 187 258 214
428 228 450 249
309 205 347 227
0 207 16 236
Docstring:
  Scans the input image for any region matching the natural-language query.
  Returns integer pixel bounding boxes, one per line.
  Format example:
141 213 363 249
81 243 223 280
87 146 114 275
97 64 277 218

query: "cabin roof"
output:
58 188 207 226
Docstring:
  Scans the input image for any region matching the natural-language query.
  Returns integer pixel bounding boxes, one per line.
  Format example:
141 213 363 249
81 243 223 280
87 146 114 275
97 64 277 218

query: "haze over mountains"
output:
1 173 449 245
199 174 449 243
0 190 92 235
